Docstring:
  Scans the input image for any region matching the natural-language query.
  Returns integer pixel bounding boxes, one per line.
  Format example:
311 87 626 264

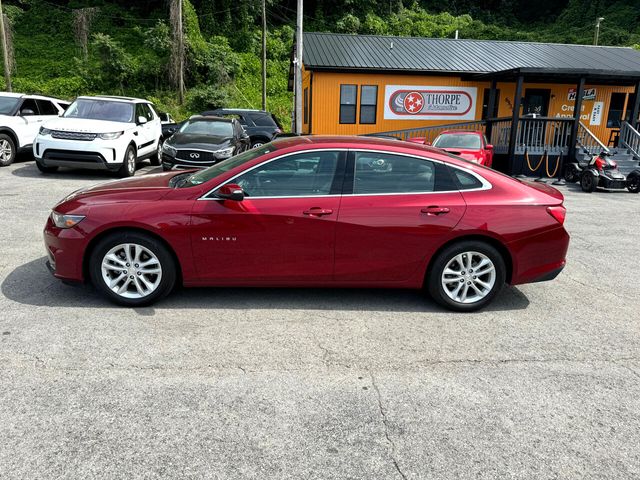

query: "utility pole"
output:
261 0 267 111
0 0 11 92
177 0 184 104
594 17 604 46
294 0 303 134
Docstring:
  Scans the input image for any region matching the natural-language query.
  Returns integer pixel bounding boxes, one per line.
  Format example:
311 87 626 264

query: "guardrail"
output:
515 117 572 155
620 121 640 159
577 122 609 155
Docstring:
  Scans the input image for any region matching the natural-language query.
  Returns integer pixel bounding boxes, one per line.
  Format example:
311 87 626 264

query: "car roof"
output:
189 115 233 122
209 108 270 114
78 95 150 103
0 92 66 102
438 130 483 135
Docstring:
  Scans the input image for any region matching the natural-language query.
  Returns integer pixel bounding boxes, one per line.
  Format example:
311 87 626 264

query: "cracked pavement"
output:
1 160 639 479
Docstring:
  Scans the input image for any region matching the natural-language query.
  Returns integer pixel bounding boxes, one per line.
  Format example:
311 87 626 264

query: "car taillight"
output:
547 206 566 225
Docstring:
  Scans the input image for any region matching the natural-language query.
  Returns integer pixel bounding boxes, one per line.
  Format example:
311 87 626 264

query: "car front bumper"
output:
34 136 128 170
43 217 88 283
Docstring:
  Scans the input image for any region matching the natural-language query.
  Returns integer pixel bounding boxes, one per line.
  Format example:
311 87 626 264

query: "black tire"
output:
580 171 597 193
150 139 162 166
563 165 579 183
0 133 16 167
89 231 177 307
427 240 506 312
251 138 268 148
117 145 137 178
35 160 59 173
627 173 640 194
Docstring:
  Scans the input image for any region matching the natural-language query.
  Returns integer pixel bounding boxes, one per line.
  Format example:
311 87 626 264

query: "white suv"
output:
34 96 162 177
0 92 70 167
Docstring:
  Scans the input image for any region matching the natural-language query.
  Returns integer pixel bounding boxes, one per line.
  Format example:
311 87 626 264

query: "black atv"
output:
564 151 640 193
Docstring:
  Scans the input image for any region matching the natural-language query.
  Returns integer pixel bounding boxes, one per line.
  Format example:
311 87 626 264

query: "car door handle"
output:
303 207 334 217
421 206 450 215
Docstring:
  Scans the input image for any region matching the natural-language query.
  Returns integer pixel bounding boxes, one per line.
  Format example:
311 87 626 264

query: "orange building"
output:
292 33 640 174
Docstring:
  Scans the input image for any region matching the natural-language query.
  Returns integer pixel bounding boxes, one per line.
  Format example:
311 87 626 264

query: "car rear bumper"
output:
509 226 570 285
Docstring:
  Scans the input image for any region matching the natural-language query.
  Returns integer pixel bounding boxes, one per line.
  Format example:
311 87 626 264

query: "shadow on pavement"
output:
2 257 531 313
10 162 162 180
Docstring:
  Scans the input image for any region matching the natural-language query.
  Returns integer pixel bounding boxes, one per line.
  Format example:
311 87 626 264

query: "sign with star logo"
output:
384 85 477 120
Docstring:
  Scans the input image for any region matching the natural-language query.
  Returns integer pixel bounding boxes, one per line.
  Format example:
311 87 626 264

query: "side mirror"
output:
137 116 148 125
215 183 244 201
21 109 36 116
486 144 494 150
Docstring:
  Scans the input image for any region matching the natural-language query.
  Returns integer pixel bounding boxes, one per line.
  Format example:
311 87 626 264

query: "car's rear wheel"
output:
0 134 16 167
117 145 137 178
627 173 640 193
580 171 597 193
89 232 177 307
251 138 268 148
427 241 506 312
35 160 59 173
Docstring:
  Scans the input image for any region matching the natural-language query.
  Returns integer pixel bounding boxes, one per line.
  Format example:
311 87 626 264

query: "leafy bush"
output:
186 85 231 112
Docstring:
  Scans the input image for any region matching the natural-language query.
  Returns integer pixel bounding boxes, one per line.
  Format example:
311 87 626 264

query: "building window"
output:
339 84 357 124
607 93 627 128
359 85 378 124
303 88 309 125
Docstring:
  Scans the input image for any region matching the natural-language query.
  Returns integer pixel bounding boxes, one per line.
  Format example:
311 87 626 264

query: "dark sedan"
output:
160 115 250 170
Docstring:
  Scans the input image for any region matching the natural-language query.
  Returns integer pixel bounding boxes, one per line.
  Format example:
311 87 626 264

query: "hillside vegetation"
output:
2 0 640 128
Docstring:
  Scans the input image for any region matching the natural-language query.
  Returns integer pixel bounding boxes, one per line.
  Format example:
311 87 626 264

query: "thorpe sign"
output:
384 85 477 121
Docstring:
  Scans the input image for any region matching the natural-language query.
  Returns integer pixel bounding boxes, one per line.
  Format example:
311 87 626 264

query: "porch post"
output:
507 75 524 168
485 78 498 140
568 77 586 162
629 80 640 129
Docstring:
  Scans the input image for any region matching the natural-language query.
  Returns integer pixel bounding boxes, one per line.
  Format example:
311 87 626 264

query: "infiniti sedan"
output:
44 136 569 311
160 115 250 170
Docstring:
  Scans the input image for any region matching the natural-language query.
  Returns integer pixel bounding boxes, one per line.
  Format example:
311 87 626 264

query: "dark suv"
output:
201 108 282 148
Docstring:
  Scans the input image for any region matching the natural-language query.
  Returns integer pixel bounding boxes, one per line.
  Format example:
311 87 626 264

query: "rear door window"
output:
449 167 484 190
352 152 437 194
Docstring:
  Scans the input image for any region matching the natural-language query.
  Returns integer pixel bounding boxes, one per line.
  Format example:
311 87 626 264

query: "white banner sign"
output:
384 85 477 121
590 101 604 126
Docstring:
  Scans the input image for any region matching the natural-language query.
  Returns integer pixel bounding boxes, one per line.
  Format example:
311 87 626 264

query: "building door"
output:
523 89 551 116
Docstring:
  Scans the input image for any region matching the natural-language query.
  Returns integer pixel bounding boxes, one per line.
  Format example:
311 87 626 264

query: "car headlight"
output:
215 146 234 158
98 131 124 140
50 211 85 229
162 144 177 156
39 126 52 136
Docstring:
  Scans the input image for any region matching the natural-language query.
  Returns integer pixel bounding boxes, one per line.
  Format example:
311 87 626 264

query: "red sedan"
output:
44 136 569 311
431 130 494 167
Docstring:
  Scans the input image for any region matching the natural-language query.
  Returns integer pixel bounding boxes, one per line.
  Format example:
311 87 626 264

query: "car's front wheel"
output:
89 232 177 307
0 134 16 167
117 145 137 178
427 241 506 312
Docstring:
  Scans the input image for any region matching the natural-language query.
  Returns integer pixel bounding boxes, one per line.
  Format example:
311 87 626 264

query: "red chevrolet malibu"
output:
44 136 569 311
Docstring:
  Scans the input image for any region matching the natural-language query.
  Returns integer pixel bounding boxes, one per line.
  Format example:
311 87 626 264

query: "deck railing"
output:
619 121 640 159
371 116 596 160
577 122 609 155
367 119 487 144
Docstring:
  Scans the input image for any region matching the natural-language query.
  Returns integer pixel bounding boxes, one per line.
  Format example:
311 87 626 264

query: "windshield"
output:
63 99 134 123
433 133 482 150
180 144 277 187
180 120 233 137
0 96 20 115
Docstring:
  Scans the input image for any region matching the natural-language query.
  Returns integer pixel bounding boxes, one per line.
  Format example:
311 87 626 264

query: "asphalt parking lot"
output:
1 158 639 479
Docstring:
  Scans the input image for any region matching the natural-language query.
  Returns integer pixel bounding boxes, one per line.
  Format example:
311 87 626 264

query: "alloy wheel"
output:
127 149 136 175
441 251 496 304
0 140 12 162
100 243 163 299
251 142 264 149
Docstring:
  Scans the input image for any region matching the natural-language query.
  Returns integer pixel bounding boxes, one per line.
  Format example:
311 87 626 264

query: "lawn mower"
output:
563 150 640 193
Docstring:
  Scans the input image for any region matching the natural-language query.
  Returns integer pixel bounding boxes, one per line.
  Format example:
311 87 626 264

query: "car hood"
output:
42 117 131 133
57 172 180 208
168 133 231 150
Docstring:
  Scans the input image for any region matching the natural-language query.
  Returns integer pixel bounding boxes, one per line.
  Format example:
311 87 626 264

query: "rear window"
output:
450 167 483 190
252 113 278 127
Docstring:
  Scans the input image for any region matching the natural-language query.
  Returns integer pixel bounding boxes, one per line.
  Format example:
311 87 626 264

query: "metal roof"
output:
303 32 640 79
